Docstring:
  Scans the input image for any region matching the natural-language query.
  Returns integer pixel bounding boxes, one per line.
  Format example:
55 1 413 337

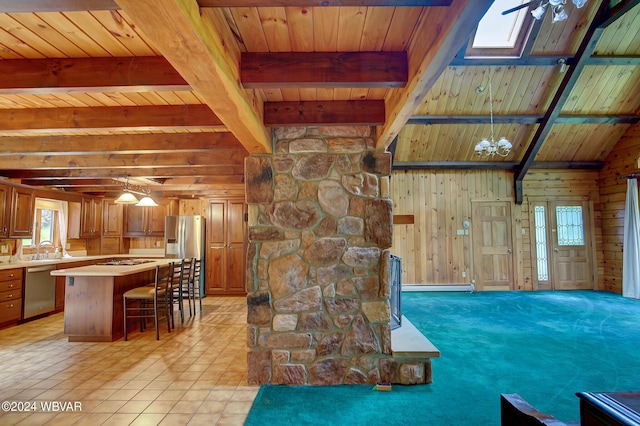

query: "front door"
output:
530 200 594 290
472 201 514 291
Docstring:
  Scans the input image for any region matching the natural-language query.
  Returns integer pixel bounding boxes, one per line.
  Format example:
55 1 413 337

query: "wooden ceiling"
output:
0 0 638 202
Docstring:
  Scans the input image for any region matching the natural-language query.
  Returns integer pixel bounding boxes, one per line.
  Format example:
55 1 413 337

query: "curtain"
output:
58 201 69 257
622 178 640 299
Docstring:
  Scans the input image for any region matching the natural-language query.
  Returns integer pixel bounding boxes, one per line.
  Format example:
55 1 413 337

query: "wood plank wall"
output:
391 170 519 287
390 169 602 290
598 123 640 293
522 170 602 290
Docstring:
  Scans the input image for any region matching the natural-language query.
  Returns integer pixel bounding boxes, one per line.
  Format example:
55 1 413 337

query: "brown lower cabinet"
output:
0 268 23 325
55 260 94 311
206 198 247 295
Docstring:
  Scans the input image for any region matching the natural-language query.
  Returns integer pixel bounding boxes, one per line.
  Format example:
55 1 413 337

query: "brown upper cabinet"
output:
102 199 123 237
9 186 35 238
0 184 10 238
80 197 101 238
123 199 177 238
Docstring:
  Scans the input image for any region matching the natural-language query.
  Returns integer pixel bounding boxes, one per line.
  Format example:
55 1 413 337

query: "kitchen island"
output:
51 260 172 342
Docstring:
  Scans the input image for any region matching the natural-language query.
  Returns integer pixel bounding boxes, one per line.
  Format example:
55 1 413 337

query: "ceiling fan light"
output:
572 0 587 7
552 5 568 22
136 196 158 207
531 4 547 20
114 192 139 204
549 0 564 6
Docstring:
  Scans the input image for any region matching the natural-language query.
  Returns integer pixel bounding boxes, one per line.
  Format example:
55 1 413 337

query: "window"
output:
24 198 67 249
465 0 535 59
534 205 549 282
556 206 585 246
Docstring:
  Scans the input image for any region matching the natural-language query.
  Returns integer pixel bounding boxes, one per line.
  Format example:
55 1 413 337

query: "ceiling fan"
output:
502 0 588 22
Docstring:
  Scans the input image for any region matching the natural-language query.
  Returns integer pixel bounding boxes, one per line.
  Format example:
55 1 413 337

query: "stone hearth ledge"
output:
391 316 440 359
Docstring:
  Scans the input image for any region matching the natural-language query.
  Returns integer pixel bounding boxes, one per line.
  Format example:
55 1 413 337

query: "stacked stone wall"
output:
245 126 430 385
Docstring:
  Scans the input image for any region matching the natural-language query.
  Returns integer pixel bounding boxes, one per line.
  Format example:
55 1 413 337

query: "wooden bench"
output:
500 394 579 426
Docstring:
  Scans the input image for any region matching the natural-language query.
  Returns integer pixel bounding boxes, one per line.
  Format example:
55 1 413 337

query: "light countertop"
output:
51 259 173 277
0 254 165 271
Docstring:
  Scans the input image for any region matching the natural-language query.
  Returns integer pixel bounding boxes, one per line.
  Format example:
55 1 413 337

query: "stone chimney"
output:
245 126 429 385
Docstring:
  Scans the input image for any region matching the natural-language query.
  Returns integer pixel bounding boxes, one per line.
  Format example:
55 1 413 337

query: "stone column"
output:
245 126 425 385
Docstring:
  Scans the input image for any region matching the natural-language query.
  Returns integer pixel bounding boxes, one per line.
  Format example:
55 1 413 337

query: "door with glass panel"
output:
531 200 594 290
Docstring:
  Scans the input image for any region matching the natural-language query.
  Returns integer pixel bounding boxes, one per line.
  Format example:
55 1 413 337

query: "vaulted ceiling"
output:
0 0 638 202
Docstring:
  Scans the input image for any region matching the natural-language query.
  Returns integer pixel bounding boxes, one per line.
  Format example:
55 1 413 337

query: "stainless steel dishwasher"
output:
24 264 56 319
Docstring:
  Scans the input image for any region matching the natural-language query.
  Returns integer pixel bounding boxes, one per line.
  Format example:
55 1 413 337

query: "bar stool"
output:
181 258 195 317
171 260 186 323
191 258 203 314
123 263 172 341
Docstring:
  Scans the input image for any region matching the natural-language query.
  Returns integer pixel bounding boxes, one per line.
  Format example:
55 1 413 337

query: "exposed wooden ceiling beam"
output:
241 52 407 89
0 133 244 155
21 179 123 187
1 166 245 179
407 114 640 125
0 0 118 12
513 0 628 204
393 161 606 170
0 57 188 95
33 179 245 192
264 101 385 126
450 54 640 67
198 1 453 5
0 105 222 134
0 0 454 12
376 0 494 150
0 150 247 169
116 0 271 154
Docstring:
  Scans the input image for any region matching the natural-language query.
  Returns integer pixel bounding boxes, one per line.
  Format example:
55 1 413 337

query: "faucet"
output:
35 240 54 260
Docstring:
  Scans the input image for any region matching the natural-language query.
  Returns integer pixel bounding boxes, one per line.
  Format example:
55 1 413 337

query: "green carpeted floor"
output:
245 290 640 425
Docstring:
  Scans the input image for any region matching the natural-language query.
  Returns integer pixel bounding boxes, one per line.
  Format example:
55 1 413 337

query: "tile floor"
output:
0 297 258 425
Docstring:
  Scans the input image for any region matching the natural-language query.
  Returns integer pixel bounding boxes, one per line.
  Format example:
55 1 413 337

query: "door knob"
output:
507 249 512 253
554 248 559 253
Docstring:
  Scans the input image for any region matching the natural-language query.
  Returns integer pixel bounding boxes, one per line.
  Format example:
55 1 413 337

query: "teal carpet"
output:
245 290 640 425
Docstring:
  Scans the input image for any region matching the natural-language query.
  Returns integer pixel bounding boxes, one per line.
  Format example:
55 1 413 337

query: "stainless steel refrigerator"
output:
165 215 205 295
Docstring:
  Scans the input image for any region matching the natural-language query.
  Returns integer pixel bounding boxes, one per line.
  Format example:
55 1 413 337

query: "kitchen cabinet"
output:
0 268 23 324
9 186 35 238
123 199 177 237
0 184 10 238
81 197 101 238
102 199 123 237
55 260 94 310
206 198 247 295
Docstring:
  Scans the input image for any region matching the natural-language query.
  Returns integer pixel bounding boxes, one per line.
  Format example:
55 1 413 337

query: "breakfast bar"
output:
51 260 170 342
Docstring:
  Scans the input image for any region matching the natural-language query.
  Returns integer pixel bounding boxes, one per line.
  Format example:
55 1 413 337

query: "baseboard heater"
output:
402 283 475 293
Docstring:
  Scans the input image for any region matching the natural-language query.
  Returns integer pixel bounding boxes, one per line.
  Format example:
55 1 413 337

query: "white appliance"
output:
164 215 205 259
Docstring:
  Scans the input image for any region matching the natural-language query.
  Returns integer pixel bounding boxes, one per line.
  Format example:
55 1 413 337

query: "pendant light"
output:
474 67 512 158
114 177 157 206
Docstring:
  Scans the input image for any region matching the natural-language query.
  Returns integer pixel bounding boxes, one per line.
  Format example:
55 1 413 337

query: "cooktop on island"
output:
96 259 155 266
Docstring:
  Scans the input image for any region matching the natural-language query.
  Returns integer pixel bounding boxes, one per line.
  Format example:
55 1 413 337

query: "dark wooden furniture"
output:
52 262 162 342
123 264 172 341
0 268 23 325
206 198 246 295
500 393 578 426
577 392 640 426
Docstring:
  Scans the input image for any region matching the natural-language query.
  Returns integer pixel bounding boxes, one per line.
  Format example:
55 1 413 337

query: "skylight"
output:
464 0 534 59
472 0 529 49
